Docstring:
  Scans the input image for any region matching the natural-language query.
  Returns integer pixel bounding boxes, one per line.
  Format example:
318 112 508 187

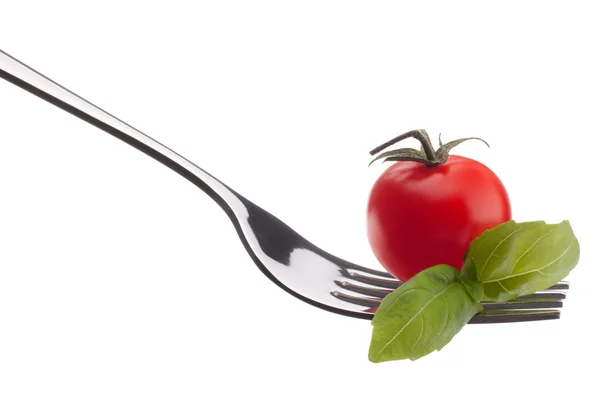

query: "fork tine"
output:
331 291 380 308
330 290 563 323
481 299 562 310
334 280 391 298
342 269 570 292
469 310 560 324
347 265 571 290
547 281 569 290
339 270 399 289
513 291 566 300
331 290 564 312
336 269 571 322
345 265 395 278
336 280 568 303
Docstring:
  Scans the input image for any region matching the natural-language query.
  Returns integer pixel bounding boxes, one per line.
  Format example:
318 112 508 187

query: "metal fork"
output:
0 49 568 323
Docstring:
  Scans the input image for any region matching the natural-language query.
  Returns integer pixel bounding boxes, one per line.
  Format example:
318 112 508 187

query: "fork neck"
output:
0 49 239 213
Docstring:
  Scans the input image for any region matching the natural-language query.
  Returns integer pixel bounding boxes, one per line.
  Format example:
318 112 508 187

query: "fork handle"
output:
0 49 239 211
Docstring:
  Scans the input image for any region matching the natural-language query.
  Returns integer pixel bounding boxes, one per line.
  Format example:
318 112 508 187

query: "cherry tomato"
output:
367 154 511 282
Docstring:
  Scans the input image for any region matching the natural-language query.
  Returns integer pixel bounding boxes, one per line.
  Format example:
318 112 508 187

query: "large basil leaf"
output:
369 265 482 362
461 220 579 302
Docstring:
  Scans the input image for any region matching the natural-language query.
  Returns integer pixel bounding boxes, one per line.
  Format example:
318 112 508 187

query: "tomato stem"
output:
369 129 489 168
369 129 437 161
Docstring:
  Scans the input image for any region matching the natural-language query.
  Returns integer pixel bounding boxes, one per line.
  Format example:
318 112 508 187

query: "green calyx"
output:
369 129 489 167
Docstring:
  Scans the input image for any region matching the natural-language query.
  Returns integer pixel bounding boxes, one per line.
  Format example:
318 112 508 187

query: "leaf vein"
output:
468 236 489 271
409 315 425 351
497 281 514 295
376 288 434 321
508 227 560 276
377 283 459 355
483 237 576 284
478 228 522 280
416 288 451 354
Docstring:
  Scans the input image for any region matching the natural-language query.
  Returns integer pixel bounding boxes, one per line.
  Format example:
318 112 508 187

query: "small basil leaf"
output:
369 265 483 362
462 220 580 302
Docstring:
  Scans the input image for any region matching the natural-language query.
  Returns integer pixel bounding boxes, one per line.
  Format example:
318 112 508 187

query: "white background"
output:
1 1 599 399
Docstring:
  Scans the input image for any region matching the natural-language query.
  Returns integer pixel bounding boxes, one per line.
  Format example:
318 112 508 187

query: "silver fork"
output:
0 49 568 323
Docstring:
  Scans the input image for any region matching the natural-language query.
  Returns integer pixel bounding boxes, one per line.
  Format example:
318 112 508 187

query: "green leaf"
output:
461 220 580 302
459 276 484 302
369 265 483 362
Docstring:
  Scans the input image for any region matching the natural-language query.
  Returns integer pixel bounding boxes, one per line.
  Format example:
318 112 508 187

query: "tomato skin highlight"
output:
367 155 511 282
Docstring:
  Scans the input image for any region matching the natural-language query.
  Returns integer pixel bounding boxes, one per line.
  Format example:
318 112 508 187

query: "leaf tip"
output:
367 345 383 363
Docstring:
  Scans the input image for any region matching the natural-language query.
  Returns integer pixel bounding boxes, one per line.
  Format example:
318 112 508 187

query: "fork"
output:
0 49 568 323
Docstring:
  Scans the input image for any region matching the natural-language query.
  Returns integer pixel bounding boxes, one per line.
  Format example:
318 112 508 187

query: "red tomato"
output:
367 154 511 282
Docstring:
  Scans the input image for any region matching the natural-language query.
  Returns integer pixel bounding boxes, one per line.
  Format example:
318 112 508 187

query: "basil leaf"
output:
369 265 483 362
462 220 580 302
459 276 484 302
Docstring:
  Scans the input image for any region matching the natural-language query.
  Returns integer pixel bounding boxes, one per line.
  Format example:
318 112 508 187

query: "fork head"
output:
235 195 568 323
